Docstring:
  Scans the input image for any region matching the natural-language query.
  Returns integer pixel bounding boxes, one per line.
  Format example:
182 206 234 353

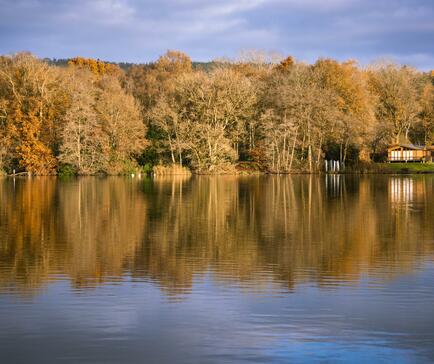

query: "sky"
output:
0 0 433 69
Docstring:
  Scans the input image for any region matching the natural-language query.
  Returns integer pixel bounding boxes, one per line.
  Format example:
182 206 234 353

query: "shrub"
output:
57 164 77 177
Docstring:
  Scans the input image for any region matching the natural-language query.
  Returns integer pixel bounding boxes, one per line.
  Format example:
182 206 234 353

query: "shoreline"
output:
3 162 434 177
3 170 434 178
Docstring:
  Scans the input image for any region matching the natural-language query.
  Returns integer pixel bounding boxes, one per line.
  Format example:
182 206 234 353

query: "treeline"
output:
46 57 217 72
0 51 433 175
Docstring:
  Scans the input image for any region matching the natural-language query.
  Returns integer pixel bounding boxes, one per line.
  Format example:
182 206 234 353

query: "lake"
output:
0 175 433 363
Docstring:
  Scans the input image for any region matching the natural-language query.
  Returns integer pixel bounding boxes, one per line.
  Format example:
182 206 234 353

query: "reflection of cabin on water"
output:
387 144 434 162
389 177 428 205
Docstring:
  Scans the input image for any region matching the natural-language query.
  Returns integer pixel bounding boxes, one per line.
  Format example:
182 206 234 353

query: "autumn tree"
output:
0 77 9 171
260 64 340 172
151 68 257 172
312 59 374 162
368 63 420 145
418 81 434 144
95 76 146 173
0 53 68 174
127 50 192 110
275 56 295 72
68 57 122 78
59 69 108 174
60 69 147 174
125 51 193 167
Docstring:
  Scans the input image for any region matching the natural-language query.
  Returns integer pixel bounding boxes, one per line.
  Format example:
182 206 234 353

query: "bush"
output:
235 161 264 174
142 163 153 175
57 164 77 177
121 159 140 175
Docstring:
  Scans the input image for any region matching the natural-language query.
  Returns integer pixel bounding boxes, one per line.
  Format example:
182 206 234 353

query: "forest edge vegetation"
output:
0 51 433 176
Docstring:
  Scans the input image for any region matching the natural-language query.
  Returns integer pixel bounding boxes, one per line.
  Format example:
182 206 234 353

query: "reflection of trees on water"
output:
0 175 433 296
325 174 345 198
0 178 58 293
58 177 147 288
0 177 147 293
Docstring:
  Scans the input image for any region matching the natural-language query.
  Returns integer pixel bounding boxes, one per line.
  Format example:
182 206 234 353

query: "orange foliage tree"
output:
0 53 67 174
68 57 122 77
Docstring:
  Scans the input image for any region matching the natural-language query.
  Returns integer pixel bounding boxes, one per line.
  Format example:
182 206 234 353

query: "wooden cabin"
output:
388 144 434 162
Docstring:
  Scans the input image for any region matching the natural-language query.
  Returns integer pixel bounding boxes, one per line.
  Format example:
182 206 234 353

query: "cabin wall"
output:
388 148 430 162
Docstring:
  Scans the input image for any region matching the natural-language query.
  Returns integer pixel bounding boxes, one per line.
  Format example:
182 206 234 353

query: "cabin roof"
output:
388 143 425 151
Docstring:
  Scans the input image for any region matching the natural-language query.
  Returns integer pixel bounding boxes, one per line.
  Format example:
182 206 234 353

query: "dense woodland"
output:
0 51 433 175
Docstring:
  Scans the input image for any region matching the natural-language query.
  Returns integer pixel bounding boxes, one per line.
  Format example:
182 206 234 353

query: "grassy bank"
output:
369 163 434 174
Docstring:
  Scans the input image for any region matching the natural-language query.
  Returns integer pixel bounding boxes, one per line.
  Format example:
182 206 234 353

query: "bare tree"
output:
59 70 109 174
368 63 420 144
260 64 339 173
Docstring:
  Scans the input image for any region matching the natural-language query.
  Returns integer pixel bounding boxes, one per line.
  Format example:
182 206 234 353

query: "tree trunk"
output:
288 128 298 172
316 137 323 170
168 135 176 164
308 144 313 173
343 139 349 163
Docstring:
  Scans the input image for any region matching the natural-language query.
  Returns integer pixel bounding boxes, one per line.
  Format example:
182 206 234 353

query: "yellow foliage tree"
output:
68 57 121 77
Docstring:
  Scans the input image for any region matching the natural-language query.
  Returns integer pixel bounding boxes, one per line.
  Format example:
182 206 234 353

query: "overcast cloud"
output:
0 0 433 69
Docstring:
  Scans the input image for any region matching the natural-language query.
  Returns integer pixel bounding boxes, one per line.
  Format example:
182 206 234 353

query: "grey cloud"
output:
0 0 432 69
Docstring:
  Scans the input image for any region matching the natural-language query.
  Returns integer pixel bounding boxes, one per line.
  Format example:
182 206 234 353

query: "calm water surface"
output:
0 175 433 363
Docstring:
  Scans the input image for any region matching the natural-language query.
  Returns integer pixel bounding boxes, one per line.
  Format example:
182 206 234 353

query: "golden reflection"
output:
0 175 433 296
0 177 147 293
389 176 428 207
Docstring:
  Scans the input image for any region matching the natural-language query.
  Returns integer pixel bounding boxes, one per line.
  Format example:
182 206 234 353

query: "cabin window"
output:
402 150 413 160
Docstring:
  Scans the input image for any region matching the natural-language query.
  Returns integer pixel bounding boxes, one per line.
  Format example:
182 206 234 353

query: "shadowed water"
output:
0 175 433 363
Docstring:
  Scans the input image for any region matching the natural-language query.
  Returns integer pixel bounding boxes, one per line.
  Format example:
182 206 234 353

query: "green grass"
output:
376 162 434 173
